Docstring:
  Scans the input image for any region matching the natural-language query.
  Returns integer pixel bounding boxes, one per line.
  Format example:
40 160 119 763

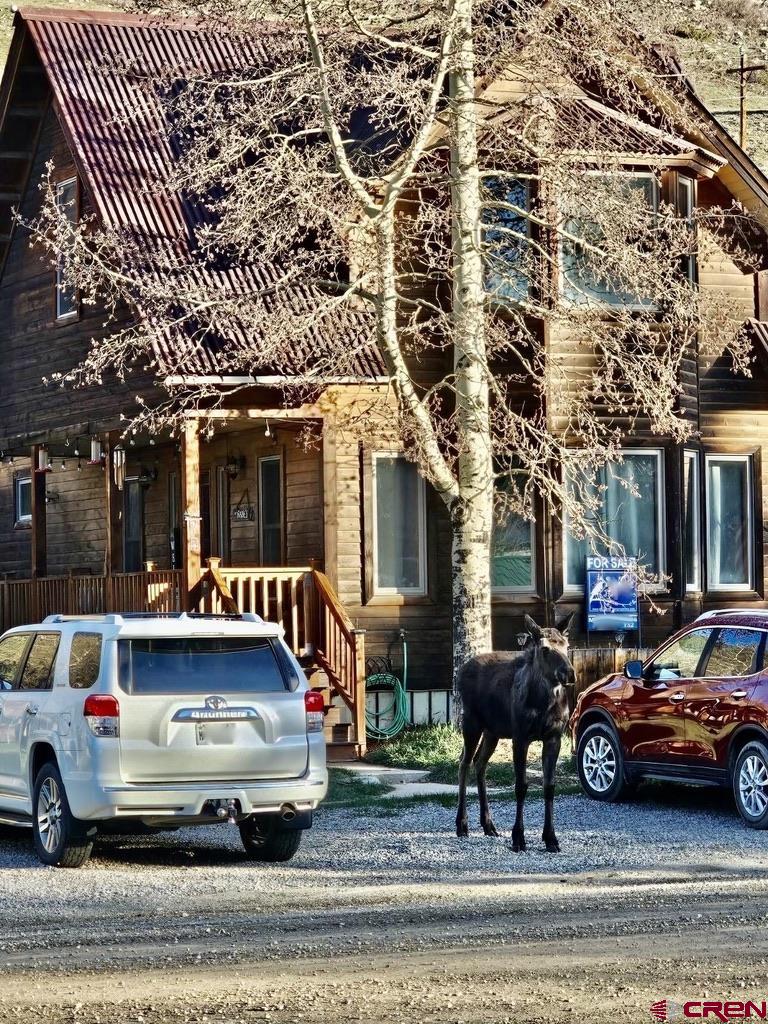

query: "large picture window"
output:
55 177 79 320
492 476 535 593
482 176 530 304
564 449 665 589
373 454 426 595
706 454 753 591
683 450 701 592
561 174 659 308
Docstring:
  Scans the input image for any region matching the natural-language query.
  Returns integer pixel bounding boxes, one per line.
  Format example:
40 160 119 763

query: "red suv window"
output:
699 627 765 678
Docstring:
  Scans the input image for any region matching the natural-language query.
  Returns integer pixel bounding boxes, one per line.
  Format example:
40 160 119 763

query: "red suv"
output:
570 611 768 828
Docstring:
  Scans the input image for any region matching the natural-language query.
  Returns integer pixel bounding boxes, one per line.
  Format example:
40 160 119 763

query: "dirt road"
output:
1 790 767 1023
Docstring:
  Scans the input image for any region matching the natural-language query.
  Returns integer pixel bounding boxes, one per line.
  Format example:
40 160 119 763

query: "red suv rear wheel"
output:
733 740 768 829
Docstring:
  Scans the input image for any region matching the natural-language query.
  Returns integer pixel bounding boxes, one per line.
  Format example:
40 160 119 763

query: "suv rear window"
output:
117 637 288 695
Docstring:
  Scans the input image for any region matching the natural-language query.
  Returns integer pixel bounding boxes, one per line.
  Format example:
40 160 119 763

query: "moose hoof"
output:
482 821 500 838
511 831 527 853
456 820 469 838
543 835 560 853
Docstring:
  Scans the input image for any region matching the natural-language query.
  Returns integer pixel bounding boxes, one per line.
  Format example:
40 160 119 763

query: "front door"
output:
124 480 145 572
618 626 714 763
679 626 766 767
0 632 59 803
0 633 32 802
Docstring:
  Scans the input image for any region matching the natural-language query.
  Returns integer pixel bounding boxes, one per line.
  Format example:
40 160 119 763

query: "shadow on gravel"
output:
90 839 248 868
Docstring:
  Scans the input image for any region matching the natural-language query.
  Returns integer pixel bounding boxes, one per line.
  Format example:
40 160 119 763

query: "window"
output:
14 474 31 525
700 627 763 678
55 177 78 320
676 175 696 283
683 451 701 592
69 632 103 689
373 454 427 595
123 479 145 573
561 174 659 308
492 476 535 592
216 465 231 564
117 637 288 694
482 177 530 304
19 632 60 691
706 455 753 591
0 634 29 690
565 450 665 590
645 627 712 682
259 456 283 566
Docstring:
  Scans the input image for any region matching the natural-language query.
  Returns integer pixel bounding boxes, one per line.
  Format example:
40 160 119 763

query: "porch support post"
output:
30 445 47 579
104 431 122 581
321 414 362 605
181 419 202 607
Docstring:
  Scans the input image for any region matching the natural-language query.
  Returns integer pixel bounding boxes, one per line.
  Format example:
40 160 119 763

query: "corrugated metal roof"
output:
18 8 384 380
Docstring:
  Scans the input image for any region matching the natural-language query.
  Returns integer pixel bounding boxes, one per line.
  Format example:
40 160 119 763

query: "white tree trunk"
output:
449 0 493 721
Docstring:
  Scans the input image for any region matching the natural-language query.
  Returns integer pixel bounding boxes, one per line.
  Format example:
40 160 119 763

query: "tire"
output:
239 815 302 862
733 740 768 830
576 723 631 803
32 762 94 868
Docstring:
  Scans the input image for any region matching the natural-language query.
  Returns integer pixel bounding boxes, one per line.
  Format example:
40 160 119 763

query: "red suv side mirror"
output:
623 659 644 680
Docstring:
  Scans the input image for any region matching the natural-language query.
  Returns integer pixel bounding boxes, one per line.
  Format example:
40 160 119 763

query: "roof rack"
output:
694 608 768 622
42 612 263 624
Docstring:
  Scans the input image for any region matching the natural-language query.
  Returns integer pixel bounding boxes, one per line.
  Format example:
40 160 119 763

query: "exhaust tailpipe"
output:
280 804 296 822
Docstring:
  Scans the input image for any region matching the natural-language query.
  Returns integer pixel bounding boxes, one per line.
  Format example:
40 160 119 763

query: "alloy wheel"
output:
582 735 617 793
37 777 63 855
739 754 768 818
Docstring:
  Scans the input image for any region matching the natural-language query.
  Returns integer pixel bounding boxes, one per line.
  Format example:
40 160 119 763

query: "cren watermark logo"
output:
651 1002 768 1022
651 999 679 1021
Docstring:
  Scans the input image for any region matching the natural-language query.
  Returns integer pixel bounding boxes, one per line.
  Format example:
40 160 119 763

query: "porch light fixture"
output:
112 446 126 490
137 466 158 487
225 455 246 480
264 420 271 438
36 446 52 474
88 437 104 466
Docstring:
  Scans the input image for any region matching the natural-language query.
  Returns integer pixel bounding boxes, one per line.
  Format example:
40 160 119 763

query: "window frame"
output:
491 481 537 596
258 453 284 567
675 173 696 285
54 176 80 323
704 453 754 593
563 447 666 594
371 451 428 597
14 473 32 526
683 449 702 594
559 170 660 312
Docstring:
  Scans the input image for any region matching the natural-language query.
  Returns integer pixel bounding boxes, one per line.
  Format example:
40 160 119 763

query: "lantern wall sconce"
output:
88 437 104 466
225 455 246 480
45 489 60 505
36 446 52 474
137 466 159 487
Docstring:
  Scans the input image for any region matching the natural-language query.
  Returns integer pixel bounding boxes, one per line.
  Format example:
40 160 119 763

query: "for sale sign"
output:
586 555 638 633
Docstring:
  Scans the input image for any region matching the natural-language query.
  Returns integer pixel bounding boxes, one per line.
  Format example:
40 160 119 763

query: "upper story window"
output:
55 177 79 321
705 454 753 592
14 474 31 525
676 174 696 283
482 176 530 305
561 173 659 309
372 454 427 596
564 449 665 590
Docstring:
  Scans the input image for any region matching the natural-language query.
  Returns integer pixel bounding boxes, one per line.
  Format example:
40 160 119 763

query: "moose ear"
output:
524 615 543 640
556 612 576 636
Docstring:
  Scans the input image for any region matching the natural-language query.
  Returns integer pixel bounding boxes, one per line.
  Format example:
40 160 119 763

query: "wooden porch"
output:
0 561 367 759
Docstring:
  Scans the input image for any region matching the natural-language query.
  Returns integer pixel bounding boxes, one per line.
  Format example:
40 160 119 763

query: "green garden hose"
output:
365 633 409 740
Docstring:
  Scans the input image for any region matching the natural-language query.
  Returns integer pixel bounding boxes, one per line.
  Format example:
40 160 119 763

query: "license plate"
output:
196 722 237 746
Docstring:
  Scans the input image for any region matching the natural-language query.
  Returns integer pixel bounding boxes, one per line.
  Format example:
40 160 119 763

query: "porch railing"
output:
0 569 182 631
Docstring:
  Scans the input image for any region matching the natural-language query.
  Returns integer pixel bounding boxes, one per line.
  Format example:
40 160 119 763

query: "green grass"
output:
324 767 394 808
365 724 577 788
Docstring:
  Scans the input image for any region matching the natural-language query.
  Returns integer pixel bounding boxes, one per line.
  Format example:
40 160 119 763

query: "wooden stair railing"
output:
190 562 367 755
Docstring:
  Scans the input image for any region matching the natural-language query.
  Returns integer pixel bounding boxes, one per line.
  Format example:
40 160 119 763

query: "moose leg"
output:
511 737 529 853
474 733 500 837
541 733 562 853
456 725 482 838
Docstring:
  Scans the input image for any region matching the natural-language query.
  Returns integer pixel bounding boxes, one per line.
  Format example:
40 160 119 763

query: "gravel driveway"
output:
0 786 767 1023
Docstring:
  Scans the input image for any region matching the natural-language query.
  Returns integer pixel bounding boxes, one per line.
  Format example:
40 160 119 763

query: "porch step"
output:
327 740 364 762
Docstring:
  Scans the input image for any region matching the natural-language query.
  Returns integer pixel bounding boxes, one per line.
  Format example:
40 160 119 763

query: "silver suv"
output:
0 612 327 867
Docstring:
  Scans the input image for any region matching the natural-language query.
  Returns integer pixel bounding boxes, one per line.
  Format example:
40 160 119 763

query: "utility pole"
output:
726 49 767 150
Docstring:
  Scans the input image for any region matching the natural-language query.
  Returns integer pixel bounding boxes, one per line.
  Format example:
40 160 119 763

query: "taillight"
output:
305 690 325 734
83 694 120 737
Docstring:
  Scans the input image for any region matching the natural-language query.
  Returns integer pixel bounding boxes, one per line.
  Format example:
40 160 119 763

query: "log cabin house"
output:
0 8 767 754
